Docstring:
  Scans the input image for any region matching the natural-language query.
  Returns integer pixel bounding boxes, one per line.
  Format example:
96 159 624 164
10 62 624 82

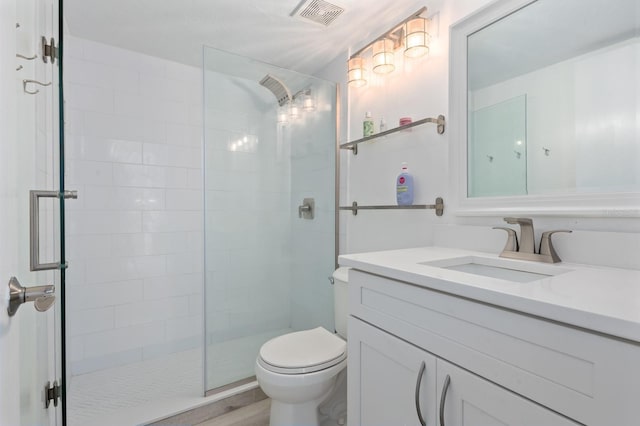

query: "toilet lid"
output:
259 327 346 370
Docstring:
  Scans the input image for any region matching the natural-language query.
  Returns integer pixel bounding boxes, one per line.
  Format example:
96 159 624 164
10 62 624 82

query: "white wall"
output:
341 0 494 253
63 37 204 375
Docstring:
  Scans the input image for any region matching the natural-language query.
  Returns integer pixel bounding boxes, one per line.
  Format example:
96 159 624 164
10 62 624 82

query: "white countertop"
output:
339 247 640 343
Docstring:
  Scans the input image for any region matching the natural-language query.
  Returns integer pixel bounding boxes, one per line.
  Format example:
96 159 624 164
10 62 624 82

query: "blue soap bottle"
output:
396 163 414 206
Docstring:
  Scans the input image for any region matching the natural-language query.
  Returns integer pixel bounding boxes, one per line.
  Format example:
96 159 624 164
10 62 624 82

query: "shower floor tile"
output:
68 329 292 426
67 348 203 426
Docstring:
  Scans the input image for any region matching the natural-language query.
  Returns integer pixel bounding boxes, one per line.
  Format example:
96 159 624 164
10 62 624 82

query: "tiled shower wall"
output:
64 37 203 374
202 69 293 346
289 84 337 333
200 55 336 388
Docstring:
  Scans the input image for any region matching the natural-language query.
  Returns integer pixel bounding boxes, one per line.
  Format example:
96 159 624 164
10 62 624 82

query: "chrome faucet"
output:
493 217 571 263
504 217 535 253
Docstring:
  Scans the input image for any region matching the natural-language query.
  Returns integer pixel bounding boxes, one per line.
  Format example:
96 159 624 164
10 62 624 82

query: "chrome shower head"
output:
259 74 291 106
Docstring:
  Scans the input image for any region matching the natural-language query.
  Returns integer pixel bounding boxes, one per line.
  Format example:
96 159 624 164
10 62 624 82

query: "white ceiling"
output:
65 0 429 75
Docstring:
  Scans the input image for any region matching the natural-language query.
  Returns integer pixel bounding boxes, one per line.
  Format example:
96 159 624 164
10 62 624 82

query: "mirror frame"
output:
449 0 640 217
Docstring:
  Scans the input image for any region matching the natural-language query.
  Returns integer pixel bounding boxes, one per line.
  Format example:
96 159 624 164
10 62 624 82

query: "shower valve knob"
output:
298 198 315 219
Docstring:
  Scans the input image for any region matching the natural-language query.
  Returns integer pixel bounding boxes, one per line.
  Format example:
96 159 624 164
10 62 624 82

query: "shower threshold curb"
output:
147 381 267 426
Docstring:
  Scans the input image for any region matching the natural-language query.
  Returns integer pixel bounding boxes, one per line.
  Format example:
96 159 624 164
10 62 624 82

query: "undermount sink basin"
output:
419 256 572 283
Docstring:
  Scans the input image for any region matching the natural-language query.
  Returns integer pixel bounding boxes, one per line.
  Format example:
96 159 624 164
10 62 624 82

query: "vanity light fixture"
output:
404 17 429 58
372 38 395 74
347 6 430 87
347 57 367 87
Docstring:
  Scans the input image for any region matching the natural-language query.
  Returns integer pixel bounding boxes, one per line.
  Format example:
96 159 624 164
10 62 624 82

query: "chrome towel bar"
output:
339 197 444 216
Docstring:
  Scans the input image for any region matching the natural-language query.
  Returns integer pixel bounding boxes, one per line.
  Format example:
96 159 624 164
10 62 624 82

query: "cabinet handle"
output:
415 361 427 426
439 374 451 426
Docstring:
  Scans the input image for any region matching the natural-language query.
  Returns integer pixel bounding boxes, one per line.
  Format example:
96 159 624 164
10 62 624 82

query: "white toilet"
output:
255 267 349 426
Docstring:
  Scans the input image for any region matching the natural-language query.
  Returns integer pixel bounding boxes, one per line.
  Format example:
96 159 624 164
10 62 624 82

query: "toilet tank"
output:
333 267 350 339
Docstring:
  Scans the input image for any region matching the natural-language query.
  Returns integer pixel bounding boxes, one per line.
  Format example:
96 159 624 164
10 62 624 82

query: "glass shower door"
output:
203 47 337 392
11 0 64 424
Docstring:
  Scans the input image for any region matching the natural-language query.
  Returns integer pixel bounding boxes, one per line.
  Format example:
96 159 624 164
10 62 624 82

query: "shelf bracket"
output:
344 144 357 155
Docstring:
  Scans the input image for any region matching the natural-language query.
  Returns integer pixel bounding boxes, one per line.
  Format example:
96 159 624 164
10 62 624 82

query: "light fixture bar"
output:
348 6 427 60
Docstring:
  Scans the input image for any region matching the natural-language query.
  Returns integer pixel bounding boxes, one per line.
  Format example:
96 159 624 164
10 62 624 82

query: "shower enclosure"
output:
203 47 338 393
63 41 337 424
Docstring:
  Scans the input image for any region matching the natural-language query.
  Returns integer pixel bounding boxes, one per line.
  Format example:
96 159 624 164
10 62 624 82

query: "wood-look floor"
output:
196 399 270 426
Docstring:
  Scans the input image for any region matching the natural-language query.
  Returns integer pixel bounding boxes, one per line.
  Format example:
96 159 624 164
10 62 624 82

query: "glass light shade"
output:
302 90 315 111
404 17 429 58
347 57 367 87
277 106 289 124
372 38 395 74
289 100 301 119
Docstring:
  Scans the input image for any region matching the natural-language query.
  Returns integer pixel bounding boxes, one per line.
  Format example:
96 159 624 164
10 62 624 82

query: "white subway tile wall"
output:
64 37 203 375
288 86 337 332
201 53 337 388
202 66 294 388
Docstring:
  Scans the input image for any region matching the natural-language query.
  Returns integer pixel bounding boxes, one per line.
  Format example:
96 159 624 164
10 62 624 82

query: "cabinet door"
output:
349 318 436 426
436 360 580 426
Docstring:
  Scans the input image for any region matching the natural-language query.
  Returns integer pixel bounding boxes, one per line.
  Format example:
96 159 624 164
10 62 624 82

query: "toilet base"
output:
318 369 347 426
269 399 323 426
266 369 347 426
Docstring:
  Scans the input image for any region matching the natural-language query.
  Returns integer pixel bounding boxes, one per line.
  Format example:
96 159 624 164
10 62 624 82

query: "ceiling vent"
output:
290 0 345 27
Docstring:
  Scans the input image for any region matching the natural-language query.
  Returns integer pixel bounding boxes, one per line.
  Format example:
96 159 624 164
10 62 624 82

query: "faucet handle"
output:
493 227 519 252
539 230 572 263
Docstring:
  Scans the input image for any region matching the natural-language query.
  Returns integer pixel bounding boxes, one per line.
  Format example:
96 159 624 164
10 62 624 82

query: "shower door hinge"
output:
45 380 61 408
41 36 57 64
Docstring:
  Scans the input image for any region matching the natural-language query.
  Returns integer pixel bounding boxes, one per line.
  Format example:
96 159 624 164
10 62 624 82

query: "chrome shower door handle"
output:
30 189 78 271
7 276 55 317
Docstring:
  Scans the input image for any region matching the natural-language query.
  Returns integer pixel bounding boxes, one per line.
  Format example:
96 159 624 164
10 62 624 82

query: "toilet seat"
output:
258 327 347 375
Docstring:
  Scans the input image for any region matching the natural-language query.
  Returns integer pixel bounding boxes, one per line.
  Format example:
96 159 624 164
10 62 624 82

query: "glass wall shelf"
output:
340 115 445 155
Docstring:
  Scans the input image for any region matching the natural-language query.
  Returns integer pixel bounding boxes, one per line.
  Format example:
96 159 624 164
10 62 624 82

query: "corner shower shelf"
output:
340 115 446 155
340 197 444 216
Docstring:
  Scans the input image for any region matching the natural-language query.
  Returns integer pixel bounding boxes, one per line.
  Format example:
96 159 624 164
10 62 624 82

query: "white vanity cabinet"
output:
436 360 578 426
348 318 437 426
347 269 640 426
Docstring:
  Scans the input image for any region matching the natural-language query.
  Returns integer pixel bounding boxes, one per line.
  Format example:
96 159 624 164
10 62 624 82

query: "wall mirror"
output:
450 0 640 216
